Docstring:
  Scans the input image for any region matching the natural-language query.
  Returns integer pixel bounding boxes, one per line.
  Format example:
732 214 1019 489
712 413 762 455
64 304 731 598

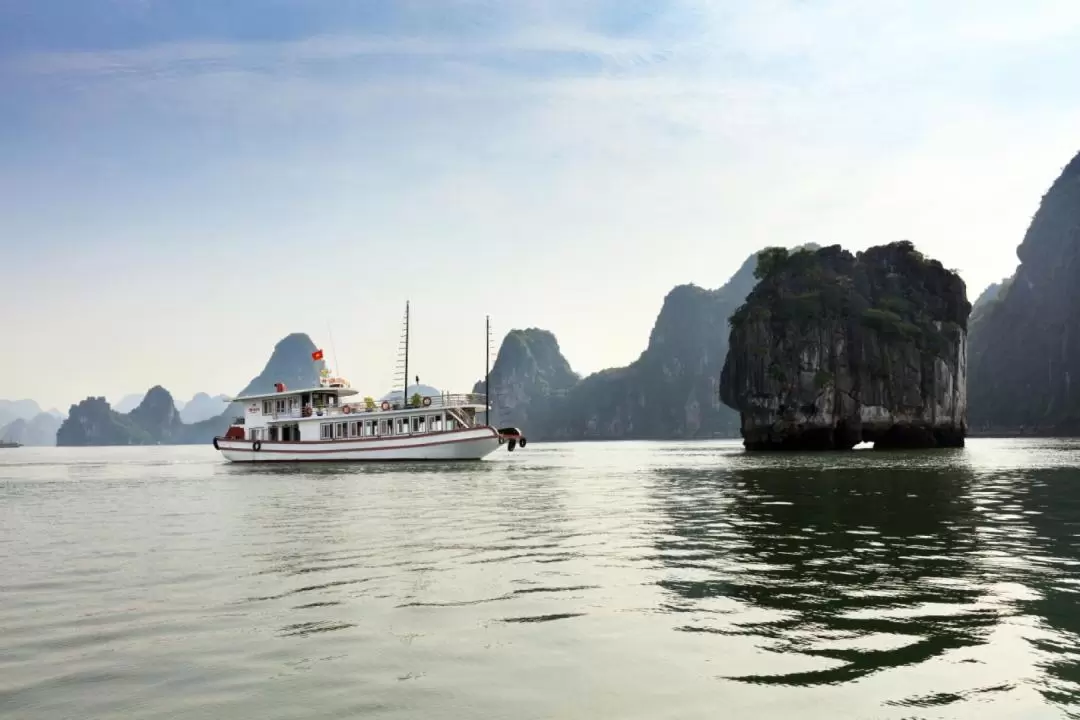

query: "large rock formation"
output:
57 333 323 446
968 151 1080 434
720 241 970 450
57 397 155 446
58 386 183 446
129 386 186 442
473 329 579 431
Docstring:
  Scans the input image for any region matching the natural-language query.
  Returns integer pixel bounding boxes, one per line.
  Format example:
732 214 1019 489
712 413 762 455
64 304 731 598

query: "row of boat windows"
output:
320 414 456 440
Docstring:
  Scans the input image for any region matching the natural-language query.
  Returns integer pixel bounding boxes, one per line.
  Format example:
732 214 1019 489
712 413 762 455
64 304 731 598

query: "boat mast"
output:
485 315 491 425
403 301 410 404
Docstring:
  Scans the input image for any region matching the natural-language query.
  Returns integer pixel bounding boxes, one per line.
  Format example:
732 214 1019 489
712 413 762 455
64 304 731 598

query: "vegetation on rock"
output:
721 241 970 450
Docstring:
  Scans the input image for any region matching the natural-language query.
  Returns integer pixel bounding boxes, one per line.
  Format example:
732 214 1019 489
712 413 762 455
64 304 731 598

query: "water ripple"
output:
3 441 1080 718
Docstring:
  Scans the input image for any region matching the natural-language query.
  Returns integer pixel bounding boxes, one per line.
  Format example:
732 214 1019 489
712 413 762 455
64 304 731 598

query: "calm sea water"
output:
2 440 1080 719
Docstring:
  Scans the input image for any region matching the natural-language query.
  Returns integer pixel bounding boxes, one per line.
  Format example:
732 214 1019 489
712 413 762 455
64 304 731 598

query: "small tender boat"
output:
213 304 526 463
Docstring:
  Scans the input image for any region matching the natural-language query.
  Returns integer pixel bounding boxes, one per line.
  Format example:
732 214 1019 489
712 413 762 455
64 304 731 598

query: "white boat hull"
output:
214 427 504 463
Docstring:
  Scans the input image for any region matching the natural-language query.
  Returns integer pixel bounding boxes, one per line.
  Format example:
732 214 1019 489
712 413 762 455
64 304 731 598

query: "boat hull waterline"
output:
214 427 503 463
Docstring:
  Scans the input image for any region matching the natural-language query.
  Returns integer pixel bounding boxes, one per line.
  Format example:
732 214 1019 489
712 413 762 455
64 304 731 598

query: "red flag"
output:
311 349 324 361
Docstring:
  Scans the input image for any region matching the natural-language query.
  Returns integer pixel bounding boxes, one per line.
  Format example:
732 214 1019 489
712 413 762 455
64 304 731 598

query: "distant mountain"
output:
0 412 62 446
178 393 230 424
57 333 324 446
112 391 226 422
57 397 155 446
382 384 444 404
0 399 43 428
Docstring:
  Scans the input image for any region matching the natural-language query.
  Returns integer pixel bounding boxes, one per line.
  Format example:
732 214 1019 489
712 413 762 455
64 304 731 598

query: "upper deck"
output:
232 384 359 403
264 392 489 423
234 387 489 425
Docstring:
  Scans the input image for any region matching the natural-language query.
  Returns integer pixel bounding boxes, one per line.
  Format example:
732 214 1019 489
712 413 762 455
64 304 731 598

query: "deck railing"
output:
267 393 487 421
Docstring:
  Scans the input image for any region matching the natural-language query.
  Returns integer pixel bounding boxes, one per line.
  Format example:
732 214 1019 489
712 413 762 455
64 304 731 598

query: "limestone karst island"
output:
719 241 969 451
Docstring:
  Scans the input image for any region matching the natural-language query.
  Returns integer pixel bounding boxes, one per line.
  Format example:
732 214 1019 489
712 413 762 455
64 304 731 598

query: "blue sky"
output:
3 0 1080 411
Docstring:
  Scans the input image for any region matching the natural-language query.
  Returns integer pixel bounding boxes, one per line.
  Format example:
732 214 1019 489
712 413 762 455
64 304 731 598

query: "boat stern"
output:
496 426 528 452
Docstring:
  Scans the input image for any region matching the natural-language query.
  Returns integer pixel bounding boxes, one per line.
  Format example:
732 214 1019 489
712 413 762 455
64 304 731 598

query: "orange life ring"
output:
381 401 391 411
343 405 352 414
422 396 432 407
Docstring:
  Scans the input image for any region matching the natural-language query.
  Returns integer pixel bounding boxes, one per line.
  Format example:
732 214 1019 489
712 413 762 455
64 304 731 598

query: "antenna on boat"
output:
327 321 340 377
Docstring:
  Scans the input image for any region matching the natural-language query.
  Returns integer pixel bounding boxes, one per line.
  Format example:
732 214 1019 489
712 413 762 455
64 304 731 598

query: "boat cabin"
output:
225 378 486 444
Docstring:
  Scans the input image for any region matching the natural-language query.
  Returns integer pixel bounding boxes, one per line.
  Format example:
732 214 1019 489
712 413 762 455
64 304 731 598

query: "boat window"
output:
334 422 345 439
349 421 358 438
366 421 376 437
275 399 286 414
263 400 273 415
414 416 424 433
321 423 331 440
428 415 440 432
446 416 456 431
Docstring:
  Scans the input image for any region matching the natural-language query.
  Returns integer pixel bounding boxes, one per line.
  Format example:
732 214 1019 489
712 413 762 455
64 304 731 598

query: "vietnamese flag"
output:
312 349 325 361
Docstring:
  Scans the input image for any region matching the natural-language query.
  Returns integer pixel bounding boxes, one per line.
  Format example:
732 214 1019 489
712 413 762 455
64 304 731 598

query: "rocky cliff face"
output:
473 329 578 431
720 242 970 450
58 386 183 446
553 281 744 439
57 397 154 446
129 386 186 443
968 151 1080 433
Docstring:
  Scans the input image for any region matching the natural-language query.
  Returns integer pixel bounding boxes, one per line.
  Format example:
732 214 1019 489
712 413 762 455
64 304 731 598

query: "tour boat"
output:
212 304 526 463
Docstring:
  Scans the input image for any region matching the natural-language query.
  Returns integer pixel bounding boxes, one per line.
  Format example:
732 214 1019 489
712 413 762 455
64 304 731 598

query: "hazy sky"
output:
3 0 1080 411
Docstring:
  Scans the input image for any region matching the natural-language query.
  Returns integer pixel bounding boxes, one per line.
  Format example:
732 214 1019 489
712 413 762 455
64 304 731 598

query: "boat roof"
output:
232 385 359 402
